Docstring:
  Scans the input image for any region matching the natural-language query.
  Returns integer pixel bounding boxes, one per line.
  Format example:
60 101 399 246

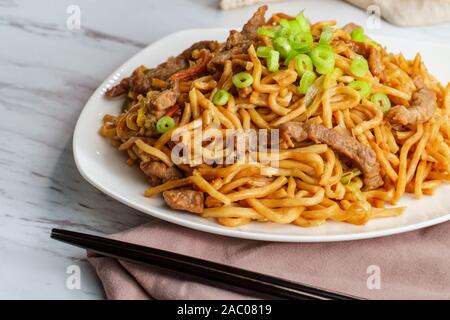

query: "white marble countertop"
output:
1 0 449 299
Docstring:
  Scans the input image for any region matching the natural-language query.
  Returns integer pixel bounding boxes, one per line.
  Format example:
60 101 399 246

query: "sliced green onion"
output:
340 168 362 185
289 31 313 52
279 19 290 30
156 116 175 133
273 36 292 58
212 89 230 106
256 46 272 58
294 54 313 76
298 70 317 95
348 80 371 99
350 55 369 77
267 49 280 72
319 26 334 45
295 11 311 32
232 72 254 89
310 44 335 75
284 50 299 66
351 27 366 43
371 92 391 113
257 27 275 38
288 19 301 35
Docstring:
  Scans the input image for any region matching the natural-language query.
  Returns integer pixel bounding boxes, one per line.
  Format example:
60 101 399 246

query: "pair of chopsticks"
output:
51 228 360 300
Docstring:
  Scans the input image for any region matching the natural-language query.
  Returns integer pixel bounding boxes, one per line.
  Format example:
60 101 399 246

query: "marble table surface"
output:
1 0 449 299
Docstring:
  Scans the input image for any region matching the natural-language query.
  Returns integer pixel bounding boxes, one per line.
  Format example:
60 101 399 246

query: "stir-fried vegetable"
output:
156 116 175 133
310 44 335 75
350 55 369 77
340 168 362 184
351 27 366 43
371 92 391 113
294 54 313 76
232 72 254 88
319 26 335 45
212 89 231 106
348 80 371 98
298 70 317 95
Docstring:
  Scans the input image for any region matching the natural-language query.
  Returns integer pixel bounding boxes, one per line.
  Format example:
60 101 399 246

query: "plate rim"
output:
73 28 450 242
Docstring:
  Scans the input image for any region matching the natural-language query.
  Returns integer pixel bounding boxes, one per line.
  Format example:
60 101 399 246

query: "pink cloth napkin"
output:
87 220 450 300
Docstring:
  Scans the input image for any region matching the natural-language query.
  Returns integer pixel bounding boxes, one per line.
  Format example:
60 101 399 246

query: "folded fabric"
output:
88 220 450 300
219 0 450 26
346 0 450 26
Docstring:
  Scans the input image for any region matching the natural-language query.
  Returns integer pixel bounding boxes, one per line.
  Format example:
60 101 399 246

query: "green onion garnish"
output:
279 19 290 30
319 26 335 45
267 49 280 72
350 55 369 77
340 168 362 185
156 116 175 133
232 72 254 89
371 93 391 113
257 27 275 38
351 27 366 43
294 54 313 76
310 44 335 75
273 36 292 58
284 50 300 66
256 46 272 58
298 70 317 95
288 19 301 35
295 11 311 32
289 31 313 52
348 80 371 99
212 89 230 106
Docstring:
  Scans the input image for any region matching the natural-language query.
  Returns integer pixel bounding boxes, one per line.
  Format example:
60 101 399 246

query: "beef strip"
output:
105 40 220 97
208 5 267 72
140 161 183 183
342 22 360 34
150 82 180 110
163 189 204 214
279 122 383 190
341 23 385 79
386 88 437 126
368 46 384 79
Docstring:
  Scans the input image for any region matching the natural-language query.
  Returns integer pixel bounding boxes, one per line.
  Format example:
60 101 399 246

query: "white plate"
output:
73 28 450 242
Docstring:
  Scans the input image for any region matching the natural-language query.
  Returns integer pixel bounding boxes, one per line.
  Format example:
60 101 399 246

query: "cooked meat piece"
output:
208 5 267 71
150 40 219 80
105 40 220 97
342 22 361 34
140 161 183 183
386 88 437 126
279 121 308 142
346 40 370 57
150 83 180 110
368 46 384 79
163 189 204 214
279 122 383 190
413 75 426 90
240 5 267 41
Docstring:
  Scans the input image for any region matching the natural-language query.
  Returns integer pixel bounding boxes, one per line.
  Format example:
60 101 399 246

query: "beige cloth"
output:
220 0 450 26
346 0 450 26
88 220 450 300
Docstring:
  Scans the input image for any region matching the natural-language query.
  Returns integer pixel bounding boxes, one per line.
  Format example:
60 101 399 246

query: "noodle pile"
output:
100 8 450 228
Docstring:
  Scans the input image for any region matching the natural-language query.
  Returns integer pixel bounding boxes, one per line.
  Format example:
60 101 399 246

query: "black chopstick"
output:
51 228 360 300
